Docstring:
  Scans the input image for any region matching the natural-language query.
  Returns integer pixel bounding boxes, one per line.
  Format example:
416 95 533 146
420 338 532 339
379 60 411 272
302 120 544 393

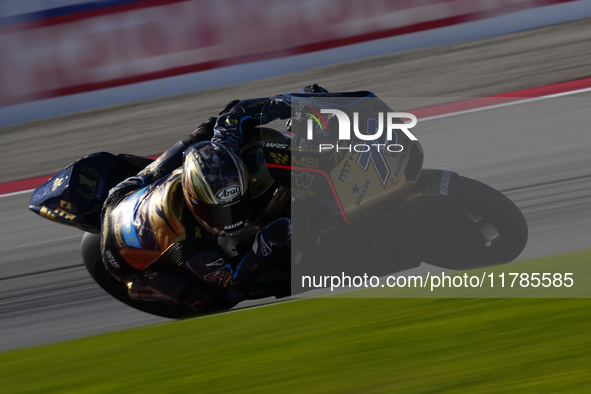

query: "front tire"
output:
81 233 199 319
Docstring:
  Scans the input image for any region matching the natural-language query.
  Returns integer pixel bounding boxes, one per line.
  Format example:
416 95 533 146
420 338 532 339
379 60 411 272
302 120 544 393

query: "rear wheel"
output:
383 176 528 270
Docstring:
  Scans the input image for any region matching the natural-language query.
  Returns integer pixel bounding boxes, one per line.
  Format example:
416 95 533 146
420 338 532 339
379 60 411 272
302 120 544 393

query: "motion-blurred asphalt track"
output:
1 19 590 352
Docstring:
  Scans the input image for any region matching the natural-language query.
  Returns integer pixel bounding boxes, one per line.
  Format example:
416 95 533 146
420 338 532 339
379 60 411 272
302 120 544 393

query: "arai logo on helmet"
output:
215 186 241 201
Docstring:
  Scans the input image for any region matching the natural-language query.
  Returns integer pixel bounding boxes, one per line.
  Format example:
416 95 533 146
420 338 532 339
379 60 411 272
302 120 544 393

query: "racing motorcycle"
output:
29 92 528 319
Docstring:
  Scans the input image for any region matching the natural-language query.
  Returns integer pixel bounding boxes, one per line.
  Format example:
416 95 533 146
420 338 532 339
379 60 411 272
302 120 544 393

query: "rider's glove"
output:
301 84 329 93
219 99 241 116
252 218 291 260
192 117 217 137
185 251 235 288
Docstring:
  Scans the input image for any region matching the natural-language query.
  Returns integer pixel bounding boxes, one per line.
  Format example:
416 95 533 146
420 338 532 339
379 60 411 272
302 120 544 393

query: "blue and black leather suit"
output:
99 88 317 312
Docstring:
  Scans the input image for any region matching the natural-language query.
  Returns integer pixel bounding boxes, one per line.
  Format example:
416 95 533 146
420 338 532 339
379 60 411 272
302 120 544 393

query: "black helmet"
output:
182 142 251 236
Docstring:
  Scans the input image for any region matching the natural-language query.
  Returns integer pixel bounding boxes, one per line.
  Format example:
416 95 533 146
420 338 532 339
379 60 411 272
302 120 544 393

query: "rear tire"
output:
386 176 528 270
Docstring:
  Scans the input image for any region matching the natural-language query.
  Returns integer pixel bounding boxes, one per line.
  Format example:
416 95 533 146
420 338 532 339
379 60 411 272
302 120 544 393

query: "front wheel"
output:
385 176 528 270
81 233 203 319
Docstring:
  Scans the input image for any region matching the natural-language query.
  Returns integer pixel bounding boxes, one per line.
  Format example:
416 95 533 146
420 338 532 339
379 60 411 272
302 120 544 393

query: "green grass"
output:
333 247 591 298
2 250 591 393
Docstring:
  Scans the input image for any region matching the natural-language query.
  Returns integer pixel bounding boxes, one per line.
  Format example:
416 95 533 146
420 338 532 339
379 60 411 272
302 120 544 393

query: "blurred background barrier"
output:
2 0 591 124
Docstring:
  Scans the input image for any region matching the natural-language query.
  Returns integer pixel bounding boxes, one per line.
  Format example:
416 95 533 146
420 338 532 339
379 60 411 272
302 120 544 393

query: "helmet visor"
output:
193 195 251 236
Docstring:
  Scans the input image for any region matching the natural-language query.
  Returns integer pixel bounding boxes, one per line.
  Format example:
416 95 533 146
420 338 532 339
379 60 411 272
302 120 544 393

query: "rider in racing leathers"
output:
100 84 328 313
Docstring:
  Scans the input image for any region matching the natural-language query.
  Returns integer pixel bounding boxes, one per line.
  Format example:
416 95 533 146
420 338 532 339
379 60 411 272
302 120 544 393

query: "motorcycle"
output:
29 92 528 318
